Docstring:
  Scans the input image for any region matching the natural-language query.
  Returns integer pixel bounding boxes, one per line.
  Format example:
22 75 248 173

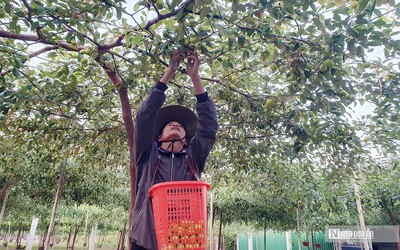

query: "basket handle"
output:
185 154 200 181
151 153 199 186
150 154 162 187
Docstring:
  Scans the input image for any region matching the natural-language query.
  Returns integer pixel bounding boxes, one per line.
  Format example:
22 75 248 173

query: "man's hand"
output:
186 51 200 79
160 49 184 84
186 51 205 94
169 49 185 71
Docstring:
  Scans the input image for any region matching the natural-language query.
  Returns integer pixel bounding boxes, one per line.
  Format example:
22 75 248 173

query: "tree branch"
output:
99 34 125 51
0 45 56 78
21 0 33 23
0 29 38 41
144 0 194 30
0 28 127 101
201 77 220 83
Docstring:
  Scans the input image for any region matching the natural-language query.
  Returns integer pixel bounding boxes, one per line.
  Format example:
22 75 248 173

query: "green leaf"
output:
232 0 239 13
238 36 245 46
71 74 78 86
222 60 234 68
15 24 21 34
369 0 376 17
367 40 381 46
77 34 85 45
356 46 364 58
47 20 55 29
31 21 39 31
176 8 185 21
228 14 239 24
171 0 180 9
243 16 257 25
199 6 211 20
66 31 74 42
116 7 122 20
12 67 21 78
195 0 205 8
357 0 369 13
5 1 12 14
131 35 143 47
242 50 249 60
347 38 356 54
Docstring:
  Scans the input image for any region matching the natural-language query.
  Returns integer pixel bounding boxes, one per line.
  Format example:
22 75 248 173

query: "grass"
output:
0 233 123 250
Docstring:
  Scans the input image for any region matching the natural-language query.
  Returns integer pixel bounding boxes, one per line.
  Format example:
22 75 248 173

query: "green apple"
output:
363 61 371 68
189 36 198 43
335 0 346 7
290 74 298 81
81 58 88 65
156 0 164 9
324 59 334 68
264 99 274 109
269 63 278 71
319 63 328 72
298 44 307 52
311 74 318 82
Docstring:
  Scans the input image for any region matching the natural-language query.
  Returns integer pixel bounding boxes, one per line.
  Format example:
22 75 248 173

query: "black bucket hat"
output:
153 105 198 143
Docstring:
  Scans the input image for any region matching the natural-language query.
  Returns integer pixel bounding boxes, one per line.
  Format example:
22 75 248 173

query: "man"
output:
129 49 218 250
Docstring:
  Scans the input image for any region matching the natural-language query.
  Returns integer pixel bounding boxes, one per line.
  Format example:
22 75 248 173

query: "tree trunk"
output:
311 230 314 250
116 224 123 250
39 224 49 250
3 223 10 247
352 174 371 250
384 207 400 250
66 227 73 249
100 64 136 250
119 220 127 250
296 208 301 250
0 183 11 227
98 235 104 247
16 226 22 248
264 217 266 250
83 211 89 247
218 209 223 250
44 159 67 250
51 222 59 247
384 206 398 225
71 224 79 250
0 181 12 201
117 230 122 250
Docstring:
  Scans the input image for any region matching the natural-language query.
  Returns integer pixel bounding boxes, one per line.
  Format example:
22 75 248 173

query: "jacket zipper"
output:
170 153 175 181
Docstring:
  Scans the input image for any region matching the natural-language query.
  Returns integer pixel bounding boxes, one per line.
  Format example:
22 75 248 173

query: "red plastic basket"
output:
149 181 210 250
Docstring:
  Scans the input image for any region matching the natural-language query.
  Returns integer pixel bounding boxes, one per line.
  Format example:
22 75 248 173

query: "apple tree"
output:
1 0 399 244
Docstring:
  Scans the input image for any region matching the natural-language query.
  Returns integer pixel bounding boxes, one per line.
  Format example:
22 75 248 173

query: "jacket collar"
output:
158 147 187 155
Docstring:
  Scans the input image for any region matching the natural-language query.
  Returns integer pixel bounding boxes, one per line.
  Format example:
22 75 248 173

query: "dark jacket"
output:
129 82 218 249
